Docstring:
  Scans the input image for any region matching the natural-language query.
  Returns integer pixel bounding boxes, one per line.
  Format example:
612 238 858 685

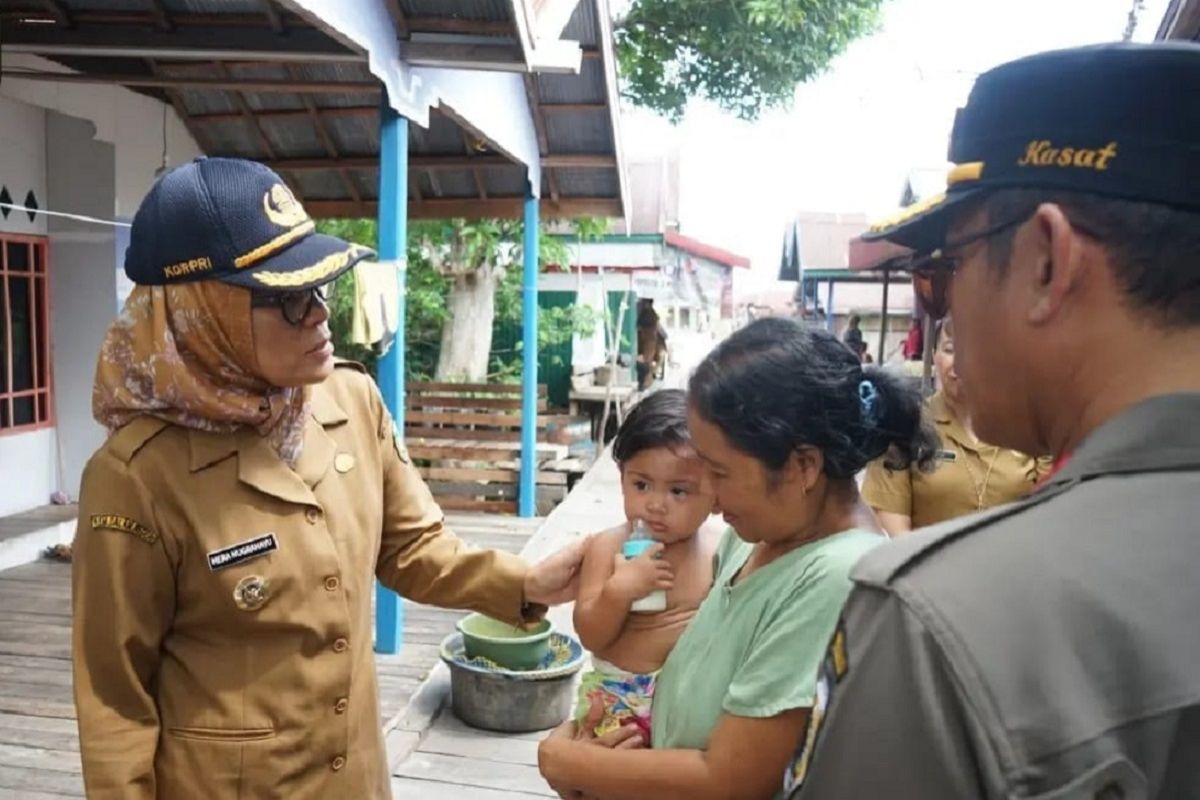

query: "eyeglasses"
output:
250 284 331 326
907 213 1031 320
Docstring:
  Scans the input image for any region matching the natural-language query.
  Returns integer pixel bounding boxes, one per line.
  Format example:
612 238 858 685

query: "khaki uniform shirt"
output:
788 393 1200 799
72 362 531 800
862 392 1045 528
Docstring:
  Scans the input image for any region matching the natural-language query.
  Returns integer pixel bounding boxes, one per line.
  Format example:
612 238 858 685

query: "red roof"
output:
664 231 751 269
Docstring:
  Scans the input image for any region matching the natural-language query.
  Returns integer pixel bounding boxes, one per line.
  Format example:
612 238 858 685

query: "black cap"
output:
124 157 373 290
865 42 1200 251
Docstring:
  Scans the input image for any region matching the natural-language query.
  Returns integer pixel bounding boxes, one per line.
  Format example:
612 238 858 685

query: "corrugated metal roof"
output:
544 108 613 154
172 0 271 13
561 0 599 47
536 59 606 104
555 168 618 198
59 0 145 10
400 0 512 23
23 0 625 220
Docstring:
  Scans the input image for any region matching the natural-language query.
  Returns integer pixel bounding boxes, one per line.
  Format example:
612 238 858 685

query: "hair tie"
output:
859 379 884 426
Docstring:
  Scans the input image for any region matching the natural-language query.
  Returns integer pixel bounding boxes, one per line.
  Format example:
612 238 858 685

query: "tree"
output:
615 0 883 122
414 219 571 382
315 217 594 384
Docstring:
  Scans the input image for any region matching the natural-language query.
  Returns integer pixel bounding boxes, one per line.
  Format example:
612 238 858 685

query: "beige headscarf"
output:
93 280 310 464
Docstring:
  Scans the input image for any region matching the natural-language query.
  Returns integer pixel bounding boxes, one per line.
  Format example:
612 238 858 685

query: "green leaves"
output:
615 0 883 121
315 216 604 382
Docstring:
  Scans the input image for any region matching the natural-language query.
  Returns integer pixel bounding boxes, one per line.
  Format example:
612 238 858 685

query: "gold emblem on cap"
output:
263 183 309 228
335 453 356 473
233 575 271 611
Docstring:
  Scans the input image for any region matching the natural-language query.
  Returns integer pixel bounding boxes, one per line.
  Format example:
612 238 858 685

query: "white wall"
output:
0 429 57 517
0 96 48 237
47 112 118 500
0 54 201 219
0 96 54 515
0 63 201 515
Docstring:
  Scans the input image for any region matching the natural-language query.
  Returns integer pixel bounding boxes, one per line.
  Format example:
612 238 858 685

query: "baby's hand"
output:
608 544 673 602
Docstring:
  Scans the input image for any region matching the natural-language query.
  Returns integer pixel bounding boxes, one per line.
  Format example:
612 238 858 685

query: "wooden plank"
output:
0 742 81 773
406 411 530 428
391 776 547 799
420 468 567 486
426 484 565 503
407 396 547 412
407 382 546 396
0 726 79 754
419 717 541 765
394 751 554 796
0 764 85 796
434 498 518 514
407 444 566 462
405 427 521 443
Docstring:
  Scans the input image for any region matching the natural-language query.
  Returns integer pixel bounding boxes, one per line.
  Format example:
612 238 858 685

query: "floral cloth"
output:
575 657 658 740
93 281 309 464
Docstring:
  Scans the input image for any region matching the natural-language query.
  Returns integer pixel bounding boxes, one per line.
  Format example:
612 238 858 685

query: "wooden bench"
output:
405 382 592 514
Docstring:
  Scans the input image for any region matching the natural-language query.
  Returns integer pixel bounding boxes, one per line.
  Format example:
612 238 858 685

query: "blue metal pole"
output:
519 187 539 517
826 281 835 333
375 99 408 655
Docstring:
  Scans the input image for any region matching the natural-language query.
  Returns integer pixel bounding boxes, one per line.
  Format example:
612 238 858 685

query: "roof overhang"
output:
0 0 626 222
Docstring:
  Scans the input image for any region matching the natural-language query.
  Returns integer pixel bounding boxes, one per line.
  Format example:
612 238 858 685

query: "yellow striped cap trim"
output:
250 244 371 288
234 220 316 269
947 161 984 186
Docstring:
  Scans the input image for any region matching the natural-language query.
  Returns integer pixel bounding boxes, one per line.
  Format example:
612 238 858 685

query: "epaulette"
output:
107 417 172 464
333 358 368 374
852 481 1072 589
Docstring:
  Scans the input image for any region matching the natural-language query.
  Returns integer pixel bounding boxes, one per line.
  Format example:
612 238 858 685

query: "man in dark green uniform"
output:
787 42 1200 799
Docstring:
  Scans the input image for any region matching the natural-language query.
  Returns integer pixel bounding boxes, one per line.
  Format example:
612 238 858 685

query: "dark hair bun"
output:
688 317 936 479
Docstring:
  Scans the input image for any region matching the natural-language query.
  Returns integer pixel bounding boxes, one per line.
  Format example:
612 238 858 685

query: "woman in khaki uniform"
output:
862 319 1046 534
72 158 584 800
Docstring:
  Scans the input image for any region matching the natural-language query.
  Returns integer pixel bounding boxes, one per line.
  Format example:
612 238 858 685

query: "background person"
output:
862 318 1045 534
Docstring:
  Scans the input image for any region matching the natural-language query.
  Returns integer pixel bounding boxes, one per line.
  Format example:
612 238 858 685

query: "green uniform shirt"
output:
651 527 883 768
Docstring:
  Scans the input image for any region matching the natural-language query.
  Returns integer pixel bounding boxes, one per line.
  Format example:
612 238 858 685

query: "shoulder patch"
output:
853 482 1073 589
91 514 158 545
333 358 368 374
108 417 172 464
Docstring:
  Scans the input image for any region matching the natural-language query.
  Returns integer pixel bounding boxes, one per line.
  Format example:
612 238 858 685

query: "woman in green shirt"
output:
538 318 936 800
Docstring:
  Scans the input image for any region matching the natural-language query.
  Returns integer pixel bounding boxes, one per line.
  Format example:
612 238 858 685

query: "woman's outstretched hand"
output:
539 700 646 799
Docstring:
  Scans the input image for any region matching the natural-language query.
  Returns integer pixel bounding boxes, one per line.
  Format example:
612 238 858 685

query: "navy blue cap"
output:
866 42 1200 251
124 157 373 290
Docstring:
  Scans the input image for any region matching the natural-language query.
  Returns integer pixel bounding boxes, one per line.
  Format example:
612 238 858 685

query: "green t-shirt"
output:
651 527 882 756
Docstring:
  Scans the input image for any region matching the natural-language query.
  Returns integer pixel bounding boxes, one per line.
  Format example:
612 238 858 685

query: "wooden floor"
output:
0 512 540 799
391 450 628 799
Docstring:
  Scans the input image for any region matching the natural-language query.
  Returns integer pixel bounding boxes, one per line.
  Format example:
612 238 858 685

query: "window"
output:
0 236 52 433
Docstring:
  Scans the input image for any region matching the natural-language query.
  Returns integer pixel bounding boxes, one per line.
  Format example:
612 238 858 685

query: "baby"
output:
573 389 720 739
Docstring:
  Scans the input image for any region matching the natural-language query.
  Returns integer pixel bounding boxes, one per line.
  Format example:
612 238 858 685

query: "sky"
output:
617 0 1171 292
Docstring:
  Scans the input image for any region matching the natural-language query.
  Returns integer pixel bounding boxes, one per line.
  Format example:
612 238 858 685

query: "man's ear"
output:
1026 203 1088 326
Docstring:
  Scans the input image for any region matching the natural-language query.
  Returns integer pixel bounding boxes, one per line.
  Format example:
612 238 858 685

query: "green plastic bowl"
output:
456 613 553 671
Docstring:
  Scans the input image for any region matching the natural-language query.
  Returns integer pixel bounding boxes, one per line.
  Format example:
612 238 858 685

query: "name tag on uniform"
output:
936 449 958 463
207 534 278 571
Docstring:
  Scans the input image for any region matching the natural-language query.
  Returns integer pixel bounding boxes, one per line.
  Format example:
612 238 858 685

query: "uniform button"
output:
334 697 349 714
305 508 321 525
331 755 346 771
324 576 340 592
333 637 349 653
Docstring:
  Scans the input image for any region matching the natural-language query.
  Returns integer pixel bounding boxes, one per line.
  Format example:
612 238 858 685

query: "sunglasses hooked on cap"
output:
124 157 374 293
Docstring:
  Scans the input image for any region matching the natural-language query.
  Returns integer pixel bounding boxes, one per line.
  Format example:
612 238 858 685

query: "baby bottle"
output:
621 519 668 613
